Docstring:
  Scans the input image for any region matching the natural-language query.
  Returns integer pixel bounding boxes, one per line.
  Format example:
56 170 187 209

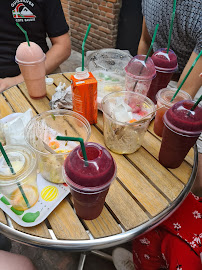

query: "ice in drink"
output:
15 42 46 99
154 88 192 137
63 142 116 220
0 145 38 210
159 100 202 168
147 48 178 103
125 55 156 96
101 91 155 154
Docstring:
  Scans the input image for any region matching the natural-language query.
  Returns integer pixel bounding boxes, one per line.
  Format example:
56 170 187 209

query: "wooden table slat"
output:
84 206 122 238
18 83 50 114
90 126 169 217
0 95 13 118
128 147 184 201
0 210 7 225
106 181 149 231
48 199 89 240
3 86 36 115
47 74 71 87
11 220 51 239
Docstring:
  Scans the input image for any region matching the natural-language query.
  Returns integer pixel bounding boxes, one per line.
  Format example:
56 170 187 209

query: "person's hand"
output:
0 75 24 93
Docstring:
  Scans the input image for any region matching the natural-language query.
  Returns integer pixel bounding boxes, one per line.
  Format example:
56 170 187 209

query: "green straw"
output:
167 0 177 53
171 50 202 102
0 142 30 208
56 136 88 166
145 24 159 63
190 95 202 112
16 23 30 46
82 24 91 71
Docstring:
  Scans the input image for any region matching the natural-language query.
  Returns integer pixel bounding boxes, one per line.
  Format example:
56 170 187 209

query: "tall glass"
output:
154 88 192 137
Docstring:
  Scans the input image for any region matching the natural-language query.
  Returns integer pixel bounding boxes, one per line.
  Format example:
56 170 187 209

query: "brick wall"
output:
60 0 122 53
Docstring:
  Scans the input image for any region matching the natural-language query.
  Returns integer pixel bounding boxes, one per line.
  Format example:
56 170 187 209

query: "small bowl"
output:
24 109 91 183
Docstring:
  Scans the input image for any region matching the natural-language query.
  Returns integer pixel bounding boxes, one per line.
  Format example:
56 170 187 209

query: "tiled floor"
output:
7 51 134 270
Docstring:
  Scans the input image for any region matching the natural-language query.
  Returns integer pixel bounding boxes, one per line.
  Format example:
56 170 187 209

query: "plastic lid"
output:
64 142 116 192
151 48 178 72
0 145 37 185
164 100 202 136
125 55 156 80
15 41 45 65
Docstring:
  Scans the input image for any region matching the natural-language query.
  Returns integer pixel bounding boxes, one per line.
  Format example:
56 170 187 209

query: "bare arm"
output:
177 51 202 98
0 33 71 93
137 17 152 55
45 32 71 74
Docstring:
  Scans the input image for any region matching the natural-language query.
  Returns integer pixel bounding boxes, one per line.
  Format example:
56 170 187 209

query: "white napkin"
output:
2 109 33 145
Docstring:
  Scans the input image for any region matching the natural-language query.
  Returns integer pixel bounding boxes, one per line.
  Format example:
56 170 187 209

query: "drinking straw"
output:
188 95 202 116
171 50 202 102
16 23 30 46
0 142 30 208
82 24 91 71
145 24 159 63
133 24 159 91
56 136 88 166
167 0 177 53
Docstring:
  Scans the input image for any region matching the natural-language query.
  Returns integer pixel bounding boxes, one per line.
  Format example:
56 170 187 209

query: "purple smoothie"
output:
159 100 202 168
63 142 116 220
147 48 178 103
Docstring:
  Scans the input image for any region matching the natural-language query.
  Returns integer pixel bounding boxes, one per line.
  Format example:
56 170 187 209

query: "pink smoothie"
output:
147 48 178 103
15 42 46 99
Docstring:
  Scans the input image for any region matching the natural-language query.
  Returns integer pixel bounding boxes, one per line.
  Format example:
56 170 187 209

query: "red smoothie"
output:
159 100 202 168
63 142 116 220
147 48 178 103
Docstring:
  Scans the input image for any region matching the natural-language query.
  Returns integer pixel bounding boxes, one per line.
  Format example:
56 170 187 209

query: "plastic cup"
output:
125 55 156 96
0 145 38 210
25 109 91 184
159 100 202 168
147 48 178 103
101 91 155 154
154 88 192 137
63 142 117 220
15 42 46 99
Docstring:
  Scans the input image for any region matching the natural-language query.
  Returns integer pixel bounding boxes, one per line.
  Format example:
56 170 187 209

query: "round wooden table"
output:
0 72 197 252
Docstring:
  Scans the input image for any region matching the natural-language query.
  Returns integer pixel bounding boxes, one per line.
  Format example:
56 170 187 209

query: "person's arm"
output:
0 74 24 93
137 17 152 55
177 51 202 98
45 32 71 75
0 33 71 93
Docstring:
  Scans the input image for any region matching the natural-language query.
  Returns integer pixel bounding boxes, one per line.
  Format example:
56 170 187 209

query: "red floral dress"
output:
133 193 202 269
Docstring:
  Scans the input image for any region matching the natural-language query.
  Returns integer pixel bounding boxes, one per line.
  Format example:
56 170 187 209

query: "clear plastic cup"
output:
101 91 155 154
25 109 91 184
125 55 156 96
159 100 202 168
147 48 178 103
0 145 38 211
15 42 46 99
154 88 192 137
63 142 117 220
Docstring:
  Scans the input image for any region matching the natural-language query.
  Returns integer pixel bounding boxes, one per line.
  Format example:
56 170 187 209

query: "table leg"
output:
77 253 86 270
91 250 113 261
